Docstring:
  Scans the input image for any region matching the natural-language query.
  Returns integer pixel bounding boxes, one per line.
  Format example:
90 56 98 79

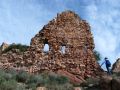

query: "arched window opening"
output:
43 39 49 53
43 44 49 52
61 45 66 54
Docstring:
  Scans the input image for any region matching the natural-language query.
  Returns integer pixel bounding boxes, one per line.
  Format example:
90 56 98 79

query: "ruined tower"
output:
29 11 101 81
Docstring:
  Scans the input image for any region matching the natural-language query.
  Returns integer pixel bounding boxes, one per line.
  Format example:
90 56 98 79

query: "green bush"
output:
26 74 45 89
16 70 29 83
3 73 13 80
26 83 37 90
5 69 17 80
0 69 72 90
27 75 44 84
0 79 17 90
0 76 6 84
93 50 101 61
46 83 73 90
40 72 69 85
16 83 26 90
48 74 69 84
0 69 13 81
0 69 6 76
2 44 29 53
83 77 100 87
56 76 69 84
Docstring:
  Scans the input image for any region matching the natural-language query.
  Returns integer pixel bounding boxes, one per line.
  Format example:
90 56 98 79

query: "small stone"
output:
36 87 46 90
74 87 82 90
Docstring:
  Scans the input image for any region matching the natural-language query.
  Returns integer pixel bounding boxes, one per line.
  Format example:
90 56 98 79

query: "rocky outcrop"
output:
57 70 86 83
0 11 102 83
112 58 120 73
112 77 120 90
36 87 46 90
0 42 9 52
99 75 120 90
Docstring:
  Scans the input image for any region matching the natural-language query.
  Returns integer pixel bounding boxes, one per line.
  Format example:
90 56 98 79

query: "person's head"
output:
104 57 108 60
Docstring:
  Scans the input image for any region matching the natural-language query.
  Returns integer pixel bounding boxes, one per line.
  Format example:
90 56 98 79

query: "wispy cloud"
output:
85 0 120 64
0 0 57 45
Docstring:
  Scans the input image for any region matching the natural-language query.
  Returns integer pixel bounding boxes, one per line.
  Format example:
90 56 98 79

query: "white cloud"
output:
85 0 120 64
0 0 56 45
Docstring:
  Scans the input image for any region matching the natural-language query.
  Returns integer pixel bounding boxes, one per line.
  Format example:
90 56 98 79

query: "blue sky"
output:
0 0 120 67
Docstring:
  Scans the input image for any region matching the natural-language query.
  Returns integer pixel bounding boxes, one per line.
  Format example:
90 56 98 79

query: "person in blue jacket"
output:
101 57 111 75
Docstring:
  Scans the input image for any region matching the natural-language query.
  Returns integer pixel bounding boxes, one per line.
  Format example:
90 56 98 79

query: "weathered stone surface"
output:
112 58 120 73
99 75 112 90
0 11 102 83
99 75 120 90
29 10 102 79
0 42 9 51
74 87 82 90
0 49 24 70
57 70 85 83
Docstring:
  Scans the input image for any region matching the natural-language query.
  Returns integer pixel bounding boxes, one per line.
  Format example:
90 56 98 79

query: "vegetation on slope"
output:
94 50 101 61
0 69 73 90
2 44 29 53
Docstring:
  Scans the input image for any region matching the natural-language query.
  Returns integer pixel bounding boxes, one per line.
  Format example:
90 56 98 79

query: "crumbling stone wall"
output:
0 11 102 83
28 11 101 78
0 49 24 69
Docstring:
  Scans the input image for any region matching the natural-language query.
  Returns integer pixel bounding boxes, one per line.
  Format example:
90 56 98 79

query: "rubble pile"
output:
0 11 102 83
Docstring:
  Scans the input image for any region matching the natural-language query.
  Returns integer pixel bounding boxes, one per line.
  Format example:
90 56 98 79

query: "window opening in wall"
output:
43 39 49 53
61 45 66 54
43 44 49 52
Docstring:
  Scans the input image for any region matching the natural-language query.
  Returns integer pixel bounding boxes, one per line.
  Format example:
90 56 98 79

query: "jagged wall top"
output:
30 10 94 50
28 10 100 79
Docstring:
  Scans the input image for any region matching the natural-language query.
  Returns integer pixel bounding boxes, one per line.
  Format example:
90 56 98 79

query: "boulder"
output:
99 75 112 90
112 77 120 90
99 75 120 90
74 87 82 90
0 42 9 51
36 87 46 90
112 58 120 73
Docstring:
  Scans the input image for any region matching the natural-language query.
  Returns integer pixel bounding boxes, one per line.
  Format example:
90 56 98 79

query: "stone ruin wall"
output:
0 11 102 82
28 11 101 78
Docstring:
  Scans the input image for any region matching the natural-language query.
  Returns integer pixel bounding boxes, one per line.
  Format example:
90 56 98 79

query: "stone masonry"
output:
28 11 101 78
0 11 102 83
